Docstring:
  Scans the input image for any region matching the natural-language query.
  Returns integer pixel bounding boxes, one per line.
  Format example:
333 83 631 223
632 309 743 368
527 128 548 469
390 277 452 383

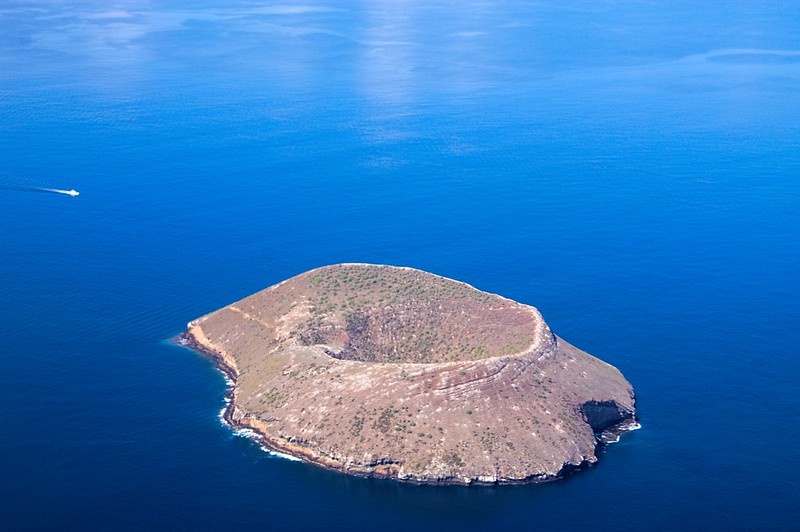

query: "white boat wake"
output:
0 170 79 197
39 188 80 197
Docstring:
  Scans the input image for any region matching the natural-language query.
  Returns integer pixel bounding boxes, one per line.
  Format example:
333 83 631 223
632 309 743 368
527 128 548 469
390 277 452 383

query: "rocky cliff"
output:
183 263 637 484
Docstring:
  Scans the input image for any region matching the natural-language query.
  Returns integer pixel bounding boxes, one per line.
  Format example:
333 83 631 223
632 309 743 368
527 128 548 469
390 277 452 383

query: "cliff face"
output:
183 263 637 484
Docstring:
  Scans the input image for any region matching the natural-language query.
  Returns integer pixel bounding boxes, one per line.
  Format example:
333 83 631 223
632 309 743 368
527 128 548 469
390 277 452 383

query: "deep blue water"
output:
1 1 799 530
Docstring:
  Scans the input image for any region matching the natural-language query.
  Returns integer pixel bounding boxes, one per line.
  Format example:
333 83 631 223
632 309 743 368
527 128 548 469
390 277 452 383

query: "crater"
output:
292 264 541 364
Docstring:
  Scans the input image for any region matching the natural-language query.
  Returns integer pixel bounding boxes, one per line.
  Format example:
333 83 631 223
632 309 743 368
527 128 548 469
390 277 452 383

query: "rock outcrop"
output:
183 263 637 484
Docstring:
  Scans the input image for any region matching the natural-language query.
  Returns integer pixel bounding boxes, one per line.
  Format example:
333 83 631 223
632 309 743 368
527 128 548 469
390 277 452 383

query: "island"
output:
182 263 637 484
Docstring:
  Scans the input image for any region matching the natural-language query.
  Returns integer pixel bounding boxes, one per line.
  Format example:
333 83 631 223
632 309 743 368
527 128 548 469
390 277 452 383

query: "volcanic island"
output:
182 263 637 485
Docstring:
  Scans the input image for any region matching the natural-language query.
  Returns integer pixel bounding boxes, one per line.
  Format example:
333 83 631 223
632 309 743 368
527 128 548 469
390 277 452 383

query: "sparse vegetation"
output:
186 263 637 485
443 451 465 468
290 264 538 363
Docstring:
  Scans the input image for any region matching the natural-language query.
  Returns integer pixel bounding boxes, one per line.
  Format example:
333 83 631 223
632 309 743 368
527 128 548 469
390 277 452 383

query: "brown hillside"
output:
183 264 637 484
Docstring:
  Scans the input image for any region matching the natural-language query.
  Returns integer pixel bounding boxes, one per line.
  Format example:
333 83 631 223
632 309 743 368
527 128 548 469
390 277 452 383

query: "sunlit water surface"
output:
1 1 798 530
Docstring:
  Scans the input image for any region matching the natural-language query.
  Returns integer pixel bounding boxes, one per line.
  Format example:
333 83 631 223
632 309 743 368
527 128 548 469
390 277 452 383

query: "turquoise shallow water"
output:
1 1 799 530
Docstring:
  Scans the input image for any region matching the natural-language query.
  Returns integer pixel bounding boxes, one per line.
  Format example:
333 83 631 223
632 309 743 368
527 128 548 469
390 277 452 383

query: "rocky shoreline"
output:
179 330 379 477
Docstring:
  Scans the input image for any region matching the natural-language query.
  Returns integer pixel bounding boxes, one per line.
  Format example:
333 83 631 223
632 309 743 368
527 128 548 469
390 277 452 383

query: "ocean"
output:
1 1 798 529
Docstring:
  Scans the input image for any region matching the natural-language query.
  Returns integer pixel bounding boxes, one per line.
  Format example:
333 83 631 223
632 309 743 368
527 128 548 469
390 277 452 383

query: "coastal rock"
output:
183 264 637 484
